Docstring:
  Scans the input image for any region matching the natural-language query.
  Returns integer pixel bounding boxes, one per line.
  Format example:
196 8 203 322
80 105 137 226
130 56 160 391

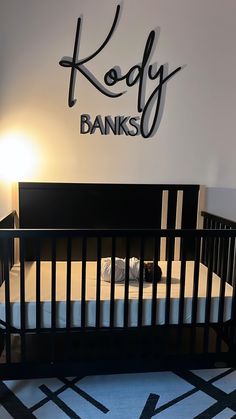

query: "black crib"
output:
0 182 235 380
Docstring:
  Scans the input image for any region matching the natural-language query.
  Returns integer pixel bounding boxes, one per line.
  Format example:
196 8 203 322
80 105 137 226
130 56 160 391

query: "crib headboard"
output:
19 183 201 229
18 183 202 260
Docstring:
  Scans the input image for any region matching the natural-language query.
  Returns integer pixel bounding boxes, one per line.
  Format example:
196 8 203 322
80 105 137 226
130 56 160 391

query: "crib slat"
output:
0 240 3 287
217 224 224 276
207 217 213 265
230 238 236 320
109 237 116 328
124 237 130 328
167 190 178 228
155 189 163 229
138 238 144 327
66 237 72 330
19 238 26 362
165 190 177 258
189 237 201 353
216 236 228 353
213 222 220 274
50 239 56 363
4 239 11 364
151 236 159 326
36 240 41 331
51 239 56 331
203 237 214 353
181 188 199 260
96 236 101 328
181 187 199 228
160 190 168 260
165 236 174 325
191 237 201 324
201 216 208 265
178 238 186 324
204 237 214 324
230 238 236 343
227 234 235 286
81 236 87 328
218 237 228 324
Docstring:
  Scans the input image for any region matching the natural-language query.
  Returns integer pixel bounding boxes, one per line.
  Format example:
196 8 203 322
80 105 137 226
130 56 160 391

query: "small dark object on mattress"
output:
144 263 162 283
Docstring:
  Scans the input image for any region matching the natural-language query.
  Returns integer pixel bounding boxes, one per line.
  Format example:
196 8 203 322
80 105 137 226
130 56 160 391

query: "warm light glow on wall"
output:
0 132 39 181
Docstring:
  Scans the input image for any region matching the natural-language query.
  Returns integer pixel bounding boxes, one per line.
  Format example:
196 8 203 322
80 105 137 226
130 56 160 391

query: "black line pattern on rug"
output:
29 376 109 416
39 384 81 418
139 387 196 418
0 381 36 418
60 377 109 413
139 368 235 419
139 394 160 419
175 370 236 418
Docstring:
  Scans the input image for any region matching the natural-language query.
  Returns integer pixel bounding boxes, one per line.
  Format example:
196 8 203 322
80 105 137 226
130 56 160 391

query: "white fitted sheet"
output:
0 261 233 328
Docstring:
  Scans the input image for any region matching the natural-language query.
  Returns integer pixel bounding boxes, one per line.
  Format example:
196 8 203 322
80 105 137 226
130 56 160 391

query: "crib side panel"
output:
0 228 236 379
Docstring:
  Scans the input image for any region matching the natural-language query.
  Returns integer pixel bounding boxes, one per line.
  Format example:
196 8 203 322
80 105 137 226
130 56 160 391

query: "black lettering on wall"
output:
60 4 182 138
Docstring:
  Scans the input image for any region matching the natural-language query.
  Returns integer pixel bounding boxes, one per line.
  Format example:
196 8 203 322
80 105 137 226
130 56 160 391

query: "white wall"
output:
1 0 236 217
206 188 236 221
0 182 12 220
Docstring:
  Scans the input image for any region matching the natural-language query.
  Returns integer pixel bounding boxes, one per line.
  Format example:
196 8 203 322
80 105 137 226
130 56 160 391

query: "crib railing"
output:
0 226 236 376
202 211 236 348
202 211 236 285
202 211 236 229
0 212 17 286
0 227 236 326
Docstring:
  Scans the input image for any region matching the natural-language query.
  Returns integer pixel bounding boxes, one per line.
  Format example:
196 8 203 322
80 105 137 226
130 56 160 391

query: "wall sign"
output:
59 5 182 139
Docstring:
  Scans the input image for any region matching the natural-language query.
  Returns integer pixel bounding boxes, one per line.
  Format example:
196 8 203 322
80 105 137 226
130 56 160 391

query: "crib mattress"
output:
0 261 233 328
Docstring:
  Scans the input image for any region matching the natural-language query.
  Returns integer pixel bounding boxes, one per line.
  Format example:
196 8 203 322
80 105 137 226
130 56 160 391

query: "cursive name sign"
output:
59 5 182 138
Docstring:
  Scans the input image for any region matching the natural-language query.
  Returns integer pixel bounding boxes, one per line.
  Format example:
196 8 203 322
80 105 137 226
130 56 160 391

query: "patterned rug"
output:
0 368 236 418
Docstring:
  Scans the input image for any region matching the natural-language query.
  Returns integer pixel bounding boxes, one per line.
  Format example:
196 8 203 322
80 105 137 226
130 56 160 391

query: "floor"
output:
0 368 236 418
